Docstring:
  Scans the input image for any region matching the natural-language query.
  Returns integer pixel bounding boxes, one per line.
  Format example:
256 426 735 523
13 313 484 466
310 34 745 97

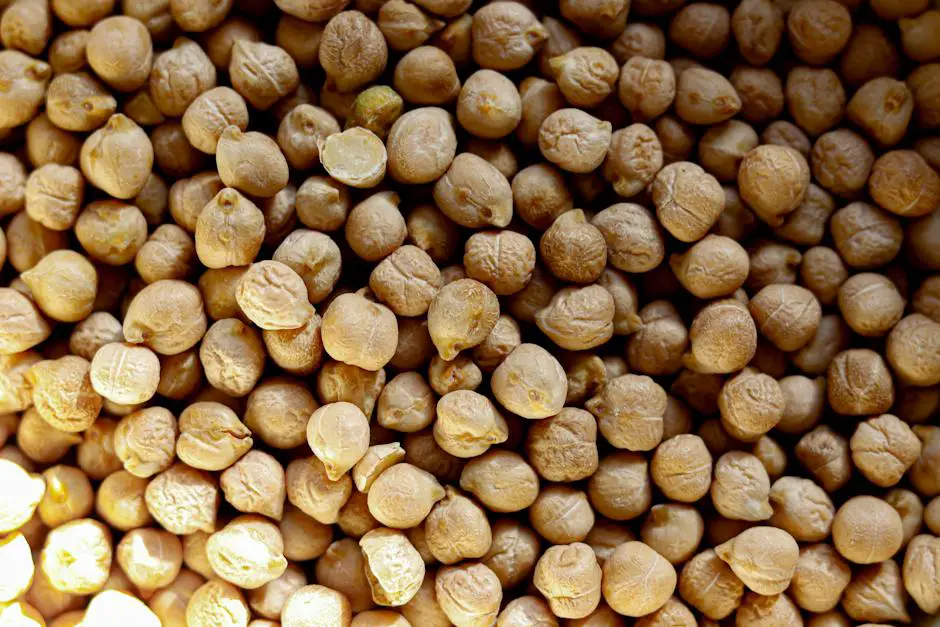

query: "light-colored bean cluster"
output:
0 0 938 625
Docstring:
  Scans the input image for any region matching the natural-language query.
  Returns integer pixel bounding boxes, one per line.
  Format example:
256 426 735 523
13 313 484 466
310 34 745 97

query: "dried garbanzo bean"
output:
96 470 152 531
199 318 265 397
90 342 160 405
85 16 152 92
850 414 922 488
368 463 444 529
602 542 676 617
550 47 618 108
827 348 894 416
149 37 216 118
45 72 116 133
229 40 299 111
40 518 112 594
0 51 51 129
539 109 612 174
832 496 904 564
79 114 153 199
186 580 250 627
714 526 798 595
471 2 546 71
386 107 457 185
684 299 757 374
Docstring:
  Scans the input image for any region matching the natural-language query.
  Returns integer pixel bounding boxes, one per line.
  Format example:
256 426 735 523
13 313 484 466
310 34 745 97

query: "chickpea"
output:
794 425 852 492
151 122 205 176
186 581 250 627
180 88 249 156
603 124 663 199
206 516 288 590
470 2 546 71
869 150 940 218
674 68 741 126
79 114 153 200
602 542 675 618
229 41 298 111
459 450 538 514
115 528 183 592
0 0 50 55
40 518 112 595
547 47 618 109
386 107 457 185
827 349 895 416
783 67 845 139
669 235 748 299
529 543 601 620
45 72 115 133
587 452 651 522
831 496 905 565
849 414 922 489
746 284 822 352
887 314 940 388
684 299 757 374
709 451 772 522
85 16 153 92
837 272 904 338
830 201 903 270
714 527 798 596
367 463 444 529
451 70 522 140
611 22 665 63
538 109 612 174
730 0 784 64
903 534 940 615
534 285 614 351
787 0 851 65
677 549 744 620
24 115 79 168
617 57 676 122
0 51 50 129
649 161 723 242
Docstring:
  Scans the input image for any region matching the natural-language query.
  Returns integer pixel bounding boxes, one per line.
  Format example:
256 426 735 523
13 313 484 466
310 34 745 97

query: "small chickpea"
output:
347 86 403 141
850 414 922 488
684 299 757 374
248 565 307 621
731 66 785 124
117 528 182 591
795 425 852 492
274 105 338 171
785 67 845 137
207 516 287 590
464 230 535 296
787 0 851 65
627 302 687 376
96 469 151 531
618 57 676 122
19 250 95 323
611 22 666 63
368 463 444 529
40 518 112 594
386 108 457 185
375 373 434 433
539 109 612 174
714 526 798 595
471 2 546 71
549 47 618 108
603 124 663 199
678 550 743 620
124 89 165 127
229 41 299 111
199 318 265 397
675 68 741 125
602 542 676 618
768 476 834 542
168 172 224 233
832 496 904 564
670 235 748 299
149 569 206 627
434 390 508 458
652 161 724 242
471 314 521 372
698 120 758 183
80 114 153 200
17 407 81 466
776 375 826 434
195 188 265 269
27 355 101 433
827 349 895 416
85 16 153 92
433 153 512 227
669 3 730 58
428 353 481 396
650 434 712 503
24 164 83 232
532 543 601 620
89 342 160 406
460 450 538 514
244 378 317 450
134 224 195 284
186 581 250 627
711 451 772 521
344 192 406 262
456 70 521 140
215 126 289 198
423 487 491 565
0 51 51 130
74 201 147 268
319 11 387 92
869 150 940 218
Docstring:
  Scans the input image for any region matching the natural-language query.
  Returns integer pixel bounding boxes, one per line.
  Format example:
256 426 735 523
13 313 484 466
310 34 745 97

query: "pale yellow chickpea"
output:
186 580 250 627
282 585 352 627
368 462 444 529
207 515 288 590
286 456 352 525
714 526 799 596
27 355 101 433
80 114 153 200
96 470 151 531
221 450 287 521
116 527 182 591
17 408 82 465
145 462 219 535
176 401 252 471
198 318 265 398
20 250 96 323
89 342 160 406
306 402 370 481
842 560 909 623
40 518 112 595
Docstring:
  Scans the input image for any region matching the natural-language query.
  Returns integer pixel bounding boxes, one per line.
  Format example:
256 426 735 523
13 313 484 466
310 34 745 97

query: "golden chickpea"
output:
827 349 895 416
116 528 182 591
186 580 250 627
247 565 307 622
229 40 299 111
95 469 151 531
79 114 153 199
648 434 711 503
169 0 232 32
710 451 772 522
0 0 51 56
27 355 100 433
148 38 216 119
36 464 91 529
305 402 369 481
471 1 545 71
232 260 313 331
730 0 784 64
25 114 81 168
602 542 675 618
86 16 153 92
177 401 252 472
737 145 810 226
19 250 95 323
207 516 287 590
318 10 386 93
718 369 785 442
845 559 911 623
88 342 160 406
313 538 373 613
358 527 424 608
319 293 397 372
832 496 904 564
588 452 651 521
424 278 499 361
714 526 798 596
484 343 566 420
180 89 248 158
244 377 317 450
766 476 834 543
145 462 219 535
530 543 601 620
0 51 50 129
431 562 501 627
837 273 905 337
678 549 743 620
528 484 593 545
213 126 289 199
220 450 286 521
683 299 757 374
317 360 386 420
584 373 665 452
367 463 444 529
40 518 112 595
198 318 264 397
16 408 80 466
674 67 741 126
788 543 851 613
538 109 612 174
386 108 457 185
460 450 538 514
433 390 508 458
23 164 83 233
639 504 703 567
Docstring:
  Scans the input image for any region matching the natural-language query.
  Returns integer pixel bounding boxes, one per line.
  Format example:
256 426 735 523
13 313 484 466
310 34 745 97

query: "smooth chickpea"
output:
602 542 676 618
40 518 112 595
460 451 538 514
588 452 651 522
80 114 153 200
714 526 798 595
206 516 287 590
116 528 182 591
832 496 904 564
0 51 50 129
96 469 151 531
738 145 810 225
85 16 152 92
838 273 904 337
368 463 444 529
386 107 457 185
675 68 741 126
887 314 940 387
25 114 81 167
670 235 748 299
710 451 772 522
89 342 160 406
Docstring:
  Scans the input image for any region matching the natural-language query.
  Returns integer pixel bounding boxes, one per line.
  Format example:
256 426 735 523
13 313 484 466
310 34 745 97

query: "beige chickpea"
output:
730 0 784 64
0 352 40 415
525 408 598 483
248 565 307 621
148 569 206 627
536 285 615 351
25 114 81 168
244 378 317 450
307 402 370 480
433 153 512 228
199 318 265 397
460 450 538 514
640 504 704 567
0 51 50 129
319 10 386 93
234 261 313 331
214 126 288 198
80 114 153 200
774 375 825 435
386 108 457 185
368 463 444 529
549 47 618 108
887 314 940 387
352 443 405 495
96 469 151 531
134 224 195 284
455 70 521 140
434 563 501 627
785 67 845 137
74 201 147 267
116 528 182 591
433 390 508 458
677 549 743 620
74 416 120 481
696 120 758 184
229 41 299 111
809 131 874 199
588 452 651 522
735 592 801 627
718 369 784 442
670 235 748 299
538 109 612 174
767 476 834 542
274 105 338 170
611 22 666 63
89 342 160 406
747 284 821 352
347 86 403 141
683 299 757 374
40 518 112 595
19 250 95 323
602 542 675 618
181 401 253 470
831 202 903 270
789 544 851 613
195 188 265 269
904 534 940 614
426 278 500 361
530 485 594 544
374 373 433 433
714 526 798 595
123 89 165 127
470 314 521 373
112 407 177 479
602 124 662 199
423 487 491 565
496 596 555 627
842 561 909 624
509 166 570 233
795 425 852 492
586 374 666 452
168 0 232 32
24 164 83 232
652 161 724 242
27 356 100 433
617 57 676 122
220 450 286 521
321 293 398 372
317 360 386 419
675 67 741 126
832 496 904 564
869 150 940 218
486 343 565 420
343 192 405 262
532 543 601 620
471 2 545 71
17 407 81 465
285 456 352 525
650 434 712 503
850 414 921 488
827 349 895 416
838 273 904 338
515 78 565 148
168 171 223 233
207 516 287 590
847 78 913 148
182 87 249 155
460 230 534 296
149 38 216 118
37 465 92 528
711 451 772 522
6 211 71 272
186 581 250 627
479 520 539 591
85 16 152 92
737 145 810 225
626 301 687 376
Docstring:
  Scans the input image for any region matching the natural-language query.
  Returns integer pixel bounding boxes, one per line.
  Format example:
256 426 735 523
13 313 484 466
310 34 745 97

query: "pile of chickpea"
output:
0 0 938 625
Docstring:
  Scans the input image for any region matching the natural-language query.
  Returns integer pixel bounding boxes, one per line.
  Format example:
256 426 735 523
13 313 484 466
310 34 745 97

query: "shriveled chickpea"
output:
368 463 444 529
426 278 499 361
531 543 601 620
838 273 904 337
767 476 834 543
461 450 538 514
651 161 724 242
616 58 676 123
470 1 546 71
730 0 784 64
207 516 287 590
27 355 100 433
611 22 665 63
788 543 852 613
586 374 666 452
787 0 851 65
318 360 385 419
670 235 748 299
548 47 618 109
360 528 425 607
649 434 712 503
710 451 772 522
233 260 313 332
850 414 922 488
148 38 216 119
536 285 615 351
601 124 662 199
737 145 810 226
833 496 904 564
746 284 821 352
24 164 82 236
525 407 598 483
869 150 940 218
79 114 153 200
795 425 852 492
318 10 387 93
285 456 351 525
827 349 895 416
845 78 914 148
177 401 252 471
134 224 196 284
785 67 845 138
73 201 147 268
198 318 265 397
538 108 612 174
433 390 507 458
433 562 502 627
463 230 535 296
0 51 51 129
831 202 902 269
321 293 398 372
847 562 911 623
219 450 286 521
602 542 675 618
625 301 685 376
40 518 112 595
186 580 250 627
714 526 798 595
229 40 299 111
683 299 757 374
719 369 785 442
